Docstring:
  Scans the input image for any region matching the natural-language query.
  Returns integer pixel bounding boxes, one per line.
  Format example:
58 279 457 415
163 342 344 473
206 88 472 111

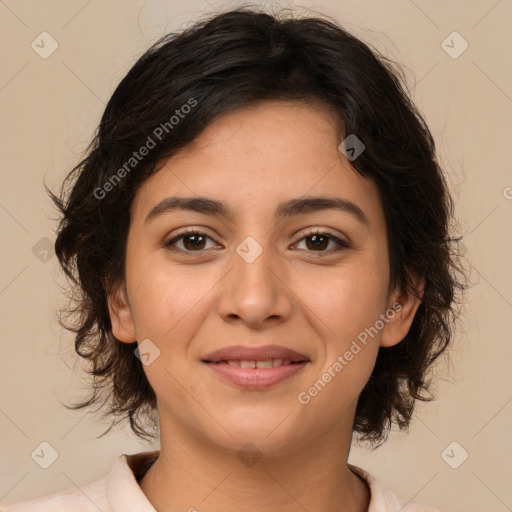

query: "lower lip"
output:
203 361 309 389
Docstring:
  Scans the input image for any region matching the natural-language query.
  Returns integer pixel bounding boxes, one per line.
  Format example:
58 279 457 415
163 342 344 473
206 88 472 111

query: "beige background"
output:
1 0 511 511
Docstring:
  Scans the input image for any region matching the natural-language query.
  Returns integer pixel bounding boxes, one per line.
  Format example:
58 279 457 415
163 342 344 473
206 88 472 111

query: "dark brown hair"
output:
48 7 466 447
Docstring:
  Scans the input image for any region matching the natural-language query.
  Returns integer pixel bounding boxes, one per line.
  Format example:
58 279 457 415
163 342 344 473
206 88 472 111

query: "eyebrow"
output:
144 195 369 226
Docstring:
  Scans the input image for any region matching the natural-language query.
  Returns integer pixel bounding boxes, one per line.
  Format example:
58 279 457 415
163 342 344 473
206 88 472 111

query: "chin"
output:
206 420 310 459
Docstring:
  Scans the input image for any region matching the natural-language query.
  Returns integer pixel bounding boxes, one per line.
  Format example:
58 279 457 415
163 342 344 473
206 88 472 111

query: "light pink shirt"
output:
1 450 440 511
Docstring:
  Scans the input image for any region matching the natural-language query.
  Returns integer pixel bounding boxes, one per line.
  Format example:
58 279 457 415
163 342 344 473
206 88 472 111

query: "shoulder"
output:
0 450 160 512
0 478 109 512
348 464 442 512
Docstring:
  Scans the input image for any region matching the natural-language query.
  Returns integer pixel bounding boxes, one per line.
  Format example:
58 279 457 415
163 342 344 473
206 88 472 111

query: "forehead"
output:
130 100 384 228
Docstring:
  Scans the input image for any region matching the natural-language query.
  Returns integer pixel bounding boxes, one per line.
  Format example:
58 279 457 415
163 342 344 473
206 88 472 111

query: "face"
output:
109 100 421 456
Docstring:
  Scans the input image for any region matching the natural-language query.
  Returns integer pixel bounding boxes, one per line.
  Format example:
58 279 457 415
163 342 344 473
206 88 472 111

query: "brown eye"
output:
304 233 330 251
295 231 350 254
164 229 350 255
165 230 215 252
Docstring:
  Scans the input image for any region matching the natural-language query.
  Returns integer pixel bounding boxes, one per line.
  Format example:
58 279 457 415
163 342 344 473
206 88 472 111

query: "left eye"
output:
294 231 350 253
164 230 350 254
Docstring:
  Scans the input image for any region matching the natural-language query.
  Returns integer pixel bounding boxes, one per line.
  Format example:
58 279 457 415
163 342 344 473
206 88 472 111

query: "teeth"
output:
256 360 273 368
224 359 296 368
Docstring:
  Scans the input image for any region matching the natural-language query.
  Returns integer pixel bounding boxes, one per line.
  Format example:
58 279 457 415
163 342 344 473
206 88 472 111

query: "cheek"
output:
297 268 385 411
301 256 389 342
126 254 216 341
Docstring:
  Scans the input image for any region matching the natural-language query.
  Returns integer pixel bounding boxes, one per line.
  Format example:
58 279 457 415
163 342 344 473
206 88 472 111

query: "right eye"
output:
164 229 219 253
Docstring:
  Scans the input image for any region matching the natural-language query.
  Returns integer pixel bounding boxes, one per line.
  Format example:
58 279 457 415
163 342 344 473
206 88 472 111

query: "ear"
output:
107 283 137 344
380 276 425 348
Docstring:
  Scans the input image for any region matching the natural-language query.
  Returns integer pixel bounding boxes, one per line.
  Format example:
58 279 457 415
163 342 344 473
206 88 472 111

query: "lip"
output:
203 360 309 390
202 344 309 363
202 344 310 390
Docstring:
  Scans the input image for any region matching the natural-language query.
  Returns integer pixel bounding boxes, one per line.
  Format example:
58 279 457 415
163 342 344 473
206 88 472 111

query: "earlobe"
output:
107 284 137 344
380 277 425 348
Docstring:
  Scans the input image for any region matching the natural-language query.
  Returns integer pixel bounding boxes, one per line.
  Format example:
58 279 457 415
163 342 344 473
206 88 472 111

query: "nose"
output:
217 238 293 328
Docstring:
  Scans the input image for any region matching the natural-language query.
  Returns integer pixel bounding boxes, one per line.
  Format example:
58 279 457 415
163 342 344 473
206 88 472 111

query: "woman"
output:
2 7 464 512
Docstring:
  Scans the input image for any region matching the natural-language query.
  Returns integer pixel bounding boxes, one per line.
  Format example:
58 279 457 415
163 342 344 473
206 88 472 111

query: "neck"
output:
139 418 370 512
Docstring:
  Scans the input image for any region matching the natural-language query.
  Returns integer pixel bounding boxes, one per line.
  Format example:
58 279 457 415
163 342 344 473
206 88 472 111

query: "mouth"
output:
205 358 305 368
202 345 310 389
202 344 310 364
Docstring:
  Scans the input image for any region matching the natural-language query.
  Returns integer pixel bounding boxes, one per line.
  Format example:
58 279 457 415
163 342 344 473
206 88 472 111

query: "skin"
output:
108 99 423 512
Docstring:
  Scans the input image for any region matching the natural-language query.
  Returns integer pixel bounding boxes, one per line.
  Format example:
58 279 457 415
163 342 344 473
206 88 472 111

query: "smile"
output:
203 360 309 389
217 358 297 368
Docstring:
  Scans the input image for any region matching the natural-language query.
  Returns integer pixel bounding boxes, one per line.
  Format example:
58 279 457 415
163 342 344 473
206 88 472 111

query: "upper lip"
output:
203 344 309 363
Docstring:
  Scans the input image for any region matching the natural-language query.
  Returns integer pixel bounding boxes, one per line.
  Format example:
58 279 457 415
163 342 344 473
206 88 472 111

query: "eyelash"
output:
164 228 351 256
